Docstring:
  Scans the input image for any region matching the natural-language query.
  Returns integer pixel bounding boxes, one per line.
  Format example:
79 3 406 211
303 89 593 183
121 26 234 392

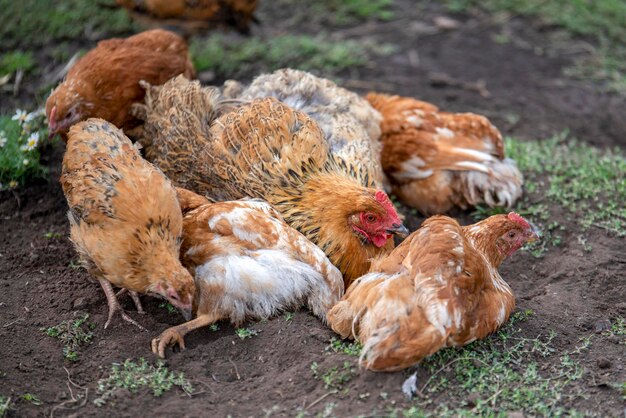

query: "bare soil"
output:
1 1 625 417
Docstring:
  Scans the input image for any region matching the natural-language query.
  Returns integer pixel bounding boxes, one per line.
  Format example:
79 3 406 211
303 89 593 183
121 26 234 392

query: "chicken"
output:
327 212 539 371
46 29 195 139
151 188 344 357
115 0 257 33
134 76 407 287
223 69 386 188
61 118 195 329
366 93 524 215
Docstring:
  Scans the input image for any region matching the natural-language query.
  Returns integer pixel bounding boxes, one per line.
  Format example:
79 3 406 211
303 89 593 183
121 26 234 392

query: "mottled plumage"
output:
61 118 195 328
151 188 344 357
366 93 523 215
224 69 385 187
135 76 407 286
46 29 195 139
328 213 539 371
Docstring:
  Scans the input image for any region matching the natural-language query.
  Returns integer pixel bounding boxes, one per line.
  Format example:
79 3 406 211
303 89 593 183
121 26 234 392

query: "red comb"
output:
507 212 530 228
375 191 400 221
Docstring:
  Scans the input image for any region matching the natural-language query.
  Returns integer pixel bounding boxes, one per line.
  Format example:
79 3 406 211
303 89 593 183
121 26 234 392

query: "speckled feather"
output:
176 188 344 324
366 93 523 214
224 69 385 187
327 214 520 372
136 76 396 285
61 118 194 297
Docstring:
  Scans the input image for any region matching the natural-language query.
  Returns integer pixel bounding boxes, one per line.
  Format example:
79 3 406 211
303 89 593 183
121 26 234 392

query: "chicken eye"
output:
507 231 517 238
365 214 376 223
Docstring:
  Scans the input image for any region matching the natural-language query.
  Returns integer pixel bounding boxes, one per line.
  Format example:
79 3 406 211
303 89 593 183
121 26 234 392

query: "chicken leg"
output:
98 278 146 330
151 313 219 358
115 288 145 314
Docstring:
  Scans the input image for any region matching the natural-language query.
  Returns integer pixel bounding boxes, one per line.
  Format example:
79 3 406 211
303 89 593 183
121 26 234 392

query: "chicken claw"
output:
152 327 187 359
98 278 147 331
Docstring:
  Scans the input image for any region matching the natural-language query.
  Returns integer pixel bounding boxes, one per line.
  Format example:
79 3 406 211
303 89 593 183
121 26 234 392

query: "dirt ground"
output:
1 1 625 417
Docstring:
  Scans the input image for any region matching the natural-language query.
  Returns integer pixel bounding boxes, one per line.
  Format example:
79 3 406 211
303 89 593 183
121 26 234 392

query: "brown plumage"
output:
135 76 407 287
223 69 385 188
115 0 257 33
46 29 195 139
366 93 523 215
327 212 539 371
61 118 195 329
151 188 344 357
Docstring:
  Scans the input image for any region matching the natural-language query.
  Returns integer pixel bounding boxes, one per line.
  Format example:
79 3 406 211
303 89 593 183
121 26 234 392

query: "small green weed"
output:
603 317 626 343
310 361 356 390
406 310 588 416
235 327 258 340
191 34 391 78
158 302 177 315
94 358 192 406
0 51 36 76
326 337 362 357
505 134 626 238
0 109 49 190
43 313 93 362
20 393 42 406
284 312 294 322
44 231 62 239
0 396 11 417
209 324 220 332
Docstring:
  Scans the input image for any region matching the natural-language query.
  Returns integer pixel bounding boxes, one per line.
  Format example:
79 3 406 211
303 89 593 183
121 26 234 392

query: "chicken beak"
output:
180 306 193 321
527 222 541 243
387 223 409 238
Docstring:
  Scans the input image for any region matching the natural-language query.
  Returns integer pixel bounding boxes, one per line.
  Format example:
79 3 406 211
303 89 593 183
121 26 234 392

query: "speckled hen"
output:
151 188 344 357
328 212 539 371
135 76 407 287
61 118 195 329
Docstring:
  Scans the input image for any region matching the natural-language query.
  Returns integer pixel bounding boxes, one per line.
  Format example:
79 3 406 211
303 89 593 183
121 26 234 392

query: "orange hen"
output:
46 29 195 139
151 188 344 357
366 93 523 215
115 0 257 33
61 118 195 329
327 212 539 371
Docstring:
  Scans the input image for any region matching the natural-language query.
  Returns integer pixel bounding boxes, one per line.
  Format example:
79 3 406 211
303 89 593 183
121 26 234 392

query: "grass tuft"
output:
311 361 356 391
506 134 626 237
0 51 36 76
191 34 392 79
42 313 94 362
235 327 259 340
0 396 10 418
395 309 589 416
94 358 192 406
326 337 362 357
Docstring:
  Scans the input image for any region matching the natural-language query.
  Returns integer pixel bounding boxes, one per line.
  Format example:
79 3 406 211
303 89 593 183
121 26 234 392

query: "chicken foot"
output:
98 278 147 331
151 314 219 358
115 288 145 314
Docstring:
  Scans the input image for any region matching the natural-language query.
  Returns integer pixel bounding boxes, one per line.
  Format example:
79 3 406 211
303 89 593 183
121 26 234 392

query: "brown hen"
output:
327 212 539 371
366 93 523 215
61 118 195 329
115 0 257 33
135 76 407 287
46 29 195 139
151 188 344 357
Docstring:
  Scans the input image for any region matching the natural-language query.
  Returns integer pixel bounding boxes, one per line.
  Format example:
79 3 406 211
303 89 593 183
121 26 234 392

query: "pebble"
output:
596 358 611 369
73 297 88 309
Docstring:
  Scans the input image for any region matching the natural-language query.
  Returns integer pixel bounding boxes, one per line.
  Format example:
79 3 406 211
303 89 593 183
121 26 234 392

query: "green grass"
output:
0 51 36 76
0 0 134 49
19 393 42 406
505 134 626 237
310 361 357 391
0 396 10 418
158 302 177 315
389 310 589 417
191 34 392 78
445 0 626 91
325 337 362 357
94 358 193 406
309 0 394 24
235 327 259 340
42 313 94 362
0 110 49 190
